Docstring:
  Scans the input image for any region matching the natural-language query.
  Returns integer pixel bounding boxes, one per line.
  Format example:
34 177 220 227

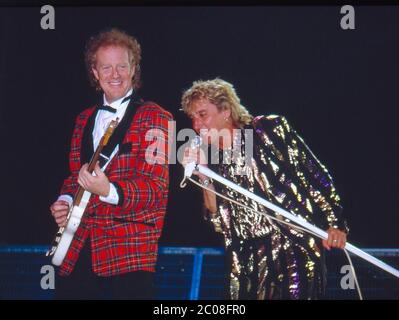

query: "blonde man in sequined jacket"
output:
181 78 348 299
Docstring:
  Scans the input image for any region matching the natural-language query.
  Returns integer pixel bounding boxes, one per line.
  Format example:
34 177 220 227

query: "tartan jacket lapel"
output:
100 92 143 163
80 105 97 166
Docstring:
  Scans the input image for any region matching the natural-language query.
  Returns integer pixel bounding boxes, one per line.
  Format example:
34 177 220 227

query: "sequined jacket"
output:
209 115 348 299
211 114 348 249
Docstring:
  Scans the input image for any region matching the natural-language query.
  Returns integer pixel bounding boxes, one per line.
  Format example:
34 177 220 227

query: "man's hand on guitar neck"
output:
78 161 111 197
50 200 69 227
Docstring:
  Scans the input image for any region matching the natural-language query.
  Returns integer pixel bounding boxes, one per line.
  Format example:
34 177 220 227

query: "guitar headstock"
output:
100 118 119 147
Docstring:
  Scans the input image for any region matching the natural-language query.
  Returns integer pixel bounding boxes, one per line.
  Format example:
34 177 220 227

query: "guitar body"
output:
51 190 91 266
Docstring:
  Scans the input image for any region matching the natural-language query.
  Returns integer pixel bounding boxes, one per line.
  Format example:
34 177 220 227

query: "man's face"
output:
189 99 231 146
92 45 135 103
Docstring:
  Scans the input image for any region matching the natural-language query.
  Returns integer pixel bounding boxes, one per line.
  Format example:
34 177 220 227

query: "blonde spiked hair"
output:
181 78 253 128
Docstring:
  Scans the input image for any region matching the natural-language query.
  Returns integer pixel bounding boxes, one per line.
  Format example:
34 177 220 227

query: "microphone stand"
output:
183 162 399 279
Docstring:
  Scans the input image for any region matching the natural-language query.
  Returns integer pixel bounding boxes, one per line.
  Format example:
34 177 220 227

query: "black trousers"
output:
54 239 154 300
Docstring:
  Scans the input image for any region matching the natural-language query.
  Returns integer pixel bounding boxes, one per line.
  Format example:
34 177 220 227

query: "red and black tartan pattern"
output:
58 103 173 277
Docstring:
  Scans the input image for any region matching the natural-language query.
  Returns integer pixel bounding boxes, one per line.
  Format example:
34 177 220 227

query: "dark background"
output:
0 5 398 248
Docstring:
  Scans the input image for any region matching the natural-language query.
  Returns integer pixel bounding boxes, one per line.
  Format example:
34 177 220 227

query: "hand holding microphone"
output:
190 135 202 150
182 135 208 178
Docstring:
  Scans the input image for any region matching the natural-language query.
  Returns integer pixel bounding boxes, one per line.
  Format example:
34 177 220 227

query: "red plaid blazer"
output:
58 100 173 277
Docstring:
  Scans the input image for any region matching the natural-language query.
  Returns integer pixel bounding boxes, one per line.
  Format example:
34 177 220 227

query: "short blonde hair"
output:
181 78 253 128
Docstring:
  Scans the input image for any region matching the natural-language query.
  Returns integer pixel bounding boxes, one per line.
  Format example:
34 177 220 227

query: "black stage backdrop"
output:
0 5 398 249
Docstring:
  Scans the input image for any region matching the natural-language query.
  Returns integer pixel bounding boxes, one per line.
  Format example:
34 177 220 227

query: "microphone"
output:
190 135 202 149
184 135 202 178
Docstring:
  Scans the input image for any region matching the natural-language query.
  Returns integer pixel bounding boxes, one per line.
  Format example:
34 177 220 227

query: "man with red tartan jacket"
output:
49 28 172 299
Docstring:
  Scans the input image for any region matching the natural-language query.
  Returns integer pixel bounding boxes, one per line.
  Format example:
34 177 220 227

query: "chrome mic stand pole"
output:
184 162 399 279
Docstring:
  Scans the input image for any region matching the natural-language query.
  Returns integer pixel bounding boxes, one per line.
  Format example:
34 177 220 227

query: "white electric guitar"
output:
46 119 119 266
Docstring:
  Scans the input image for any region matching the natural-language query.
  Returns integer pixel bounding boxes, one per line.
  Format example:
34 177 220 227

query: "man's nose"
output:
193 118 202 132
112 67 120 78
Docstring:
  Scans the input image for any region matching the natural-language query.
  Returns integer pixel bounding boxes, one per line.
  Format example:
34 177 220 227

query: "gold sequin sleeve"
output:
253 115 348 233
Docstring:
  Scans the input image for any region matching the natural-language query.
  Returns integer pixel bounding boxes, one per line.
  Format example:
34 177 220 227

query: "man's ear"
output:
92 66 99 81
223 108 231 119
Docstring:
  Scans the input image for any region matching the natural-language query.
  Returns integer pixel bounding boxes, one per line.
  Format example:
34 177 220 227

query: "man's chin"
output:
104 91 124 103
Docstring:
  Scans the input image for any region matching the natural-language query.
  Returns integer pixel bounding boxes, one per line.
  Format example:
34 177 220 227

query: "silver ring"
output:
333 240 338 243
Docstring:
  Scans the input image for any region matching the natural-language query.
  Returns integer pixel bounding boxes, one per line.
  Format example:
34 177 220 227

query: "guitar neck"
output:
73 142 106 206
72 118 118 207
